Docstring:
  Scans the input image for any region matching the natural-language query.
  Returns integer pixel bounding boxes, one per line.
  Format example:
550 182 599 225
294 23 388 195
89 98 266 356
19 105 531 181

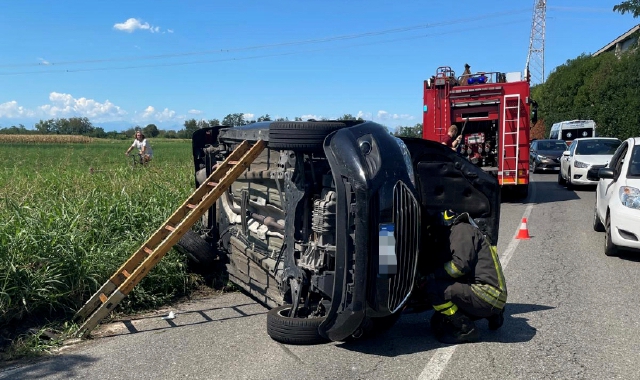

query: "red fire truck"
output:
422 66 533 198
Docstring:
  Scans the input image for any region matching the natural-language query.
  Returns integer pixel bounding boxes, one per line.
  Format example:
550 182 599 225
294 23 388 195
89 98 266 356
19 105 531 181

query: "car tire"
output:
175 230 217 268
557 170 566 185
593 201 605 232
266 305 328 345
269 122 348 152
530 161 538 174
566 168 574 190
604 214 618 257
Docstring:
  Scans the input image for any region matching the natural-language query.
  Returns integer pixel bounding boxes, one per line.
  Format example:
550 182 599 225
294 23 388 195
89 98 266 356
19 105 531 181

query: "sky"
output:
0 1 637 132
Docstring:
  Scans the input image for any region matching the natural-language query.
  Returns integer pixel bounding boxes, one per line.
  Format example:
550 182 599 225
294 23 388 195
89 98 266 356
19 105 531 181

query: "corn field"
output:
0 138 201 357
0 134 93 144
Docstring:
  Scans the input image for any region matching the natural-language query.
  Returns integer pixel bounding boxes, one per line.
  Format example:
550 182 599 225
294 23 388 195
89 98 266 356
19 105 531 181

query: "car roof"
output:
629 137 640 146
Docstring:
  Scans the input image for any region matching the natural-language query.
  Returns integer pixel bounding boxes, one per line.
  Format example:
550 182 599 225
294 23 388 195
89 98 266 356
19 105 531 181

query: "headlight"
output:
574 161 590 168
537 155 548 160
619 186 640 210
394 137 415 186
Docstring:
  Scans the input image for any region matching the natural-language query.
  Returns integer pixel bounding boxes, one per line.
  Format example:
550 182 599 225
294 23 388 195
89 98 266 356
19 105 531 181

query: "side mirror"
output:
530 100 538 124
597 168 615 179
562 151 570 157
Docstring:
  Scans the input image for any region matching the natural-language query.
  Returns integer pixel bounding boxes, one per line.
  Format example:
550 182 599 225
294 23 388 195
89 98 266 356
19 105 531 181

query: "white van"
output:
549 120 596 145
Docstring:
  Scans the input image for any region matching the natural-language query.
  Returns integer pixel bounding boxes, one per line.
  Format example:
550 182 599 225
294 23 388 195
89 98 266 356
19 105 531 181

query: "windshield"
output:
630 146 640 177
575 139 620 155
538 141 567 151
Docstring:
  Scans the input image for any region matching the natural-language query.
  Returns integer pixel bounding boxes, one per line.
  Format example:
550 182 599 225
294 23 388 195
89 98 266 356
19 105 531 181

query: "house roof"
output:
592 24 640 56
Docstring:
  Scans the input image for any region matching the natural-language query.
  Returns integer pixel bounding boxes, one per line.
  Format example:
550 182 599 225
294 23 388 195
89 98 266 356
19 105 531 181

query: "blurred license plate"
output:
379 223 397 275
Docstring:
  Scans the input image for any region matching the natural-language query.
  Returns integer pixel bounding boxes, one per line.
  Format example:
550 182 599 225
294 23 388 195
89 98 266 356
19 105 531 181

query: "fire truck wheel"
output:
515 184 529 199
269 121 348 151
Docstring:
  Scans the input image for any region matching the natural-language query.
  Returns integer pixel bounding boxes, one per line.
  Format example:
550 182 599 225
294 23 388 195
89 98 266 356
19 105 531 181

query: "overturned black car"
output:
181 120 500 344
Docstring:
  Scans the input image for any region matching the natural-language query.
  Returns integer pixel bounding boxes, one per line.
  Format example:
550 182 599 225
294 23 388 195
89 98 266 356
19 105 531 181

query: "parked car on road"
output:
530 139 568 173
181 120 500 344
591 137 640 256
558 137 622 189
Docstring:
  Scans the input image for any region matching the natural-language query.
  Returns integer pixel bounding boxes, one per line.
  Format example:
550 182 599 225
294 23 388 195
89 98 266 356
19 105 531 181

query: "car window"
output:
569 142 577 156
531 141 537 150
542 141 568 151
575 139 621 155
608 142 628 169
629 145 640 177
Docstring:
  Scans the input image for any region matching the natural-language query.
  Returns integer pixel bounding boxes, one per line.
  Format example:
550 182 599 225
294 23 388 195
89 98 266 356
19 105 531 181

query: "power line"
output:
0 9 530 73
0 19 529 77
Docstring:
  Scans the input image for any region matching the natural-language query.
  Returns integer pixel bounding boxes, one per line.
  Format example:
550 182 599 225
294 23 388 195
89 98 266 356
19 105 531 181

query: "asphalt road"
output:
2 172 639 380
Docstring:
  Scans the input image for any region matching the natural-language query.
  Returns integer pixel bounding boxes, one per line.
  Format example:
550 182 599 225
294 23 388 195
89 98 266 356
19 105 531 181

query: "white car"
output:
558 137 622 189
592 137 640 256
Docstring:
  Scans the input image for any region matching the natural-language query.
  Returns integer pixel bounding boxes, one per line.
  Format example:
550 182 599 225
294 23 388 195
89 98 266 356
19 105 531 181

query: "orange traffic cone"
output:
516 218 531 240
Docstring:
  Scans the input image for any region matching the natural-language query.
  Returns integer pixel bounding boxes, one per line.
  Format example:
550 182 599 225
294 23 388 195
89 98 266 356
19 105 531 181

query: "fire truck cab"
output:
423 66 532 198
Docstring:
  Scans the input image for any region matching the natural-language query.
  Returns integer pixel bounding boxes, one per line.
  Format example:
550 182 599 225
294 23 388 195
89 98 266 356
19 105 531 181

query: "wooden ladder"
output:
74 140 266 338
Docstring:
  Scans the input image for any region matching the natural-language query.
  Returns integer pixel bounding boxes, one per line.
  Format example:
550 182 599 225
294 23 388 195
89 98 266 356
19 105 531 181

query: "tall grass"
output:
0 139 202 343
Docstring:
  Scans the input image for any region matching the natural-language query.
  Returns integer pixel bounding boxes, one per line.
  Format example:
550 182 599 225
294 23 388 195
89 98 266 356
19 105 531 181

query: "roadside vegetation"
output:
531 33 640 140
0 138 207 361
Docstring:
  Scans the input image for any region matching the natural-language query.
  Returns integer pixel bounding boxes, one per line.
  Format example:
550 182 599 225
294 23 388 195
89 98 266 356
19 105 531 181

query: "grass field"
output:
0 137 205 358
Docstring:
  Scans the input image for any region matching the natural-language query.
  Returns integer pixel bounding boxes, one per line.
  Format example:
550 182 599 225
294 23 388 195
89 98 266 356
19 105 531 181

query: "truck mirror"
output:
530 102 538 124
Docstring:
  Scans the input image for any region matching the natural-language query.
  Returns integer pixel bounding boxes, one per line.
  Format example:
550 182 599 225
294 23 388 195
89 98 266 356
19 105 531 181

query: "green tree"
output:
222 113 247 127
257 114 271 122
182 119 200 139
143 124 160 137
613 1 640 17
35 119 55 134
394 123 422 138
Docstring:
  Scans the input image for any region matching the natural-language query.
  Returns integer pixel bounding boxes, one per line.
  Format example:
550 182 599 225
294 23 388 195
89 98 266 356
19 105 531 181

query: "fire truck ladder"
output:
74 140 266 338
500 94 521 185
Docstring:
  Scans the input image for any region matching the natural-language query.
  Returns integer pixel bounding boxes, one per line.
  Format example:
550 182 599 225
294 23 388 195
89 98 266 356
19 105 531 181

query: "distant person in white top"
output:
125 131 153 163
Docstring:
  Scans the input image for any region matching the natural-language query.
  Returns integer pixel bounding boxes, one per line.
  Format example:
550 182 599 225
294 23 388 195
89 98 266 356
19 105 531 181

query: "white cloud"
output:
38 58 51 65
0 101 36 118
300 114 321 120
188 109 203 115
356 111 371 120
37 92 127 121
167 29 174 33
243 113 255 120
376 110 413 121
113 18 165 34
138 106 177 122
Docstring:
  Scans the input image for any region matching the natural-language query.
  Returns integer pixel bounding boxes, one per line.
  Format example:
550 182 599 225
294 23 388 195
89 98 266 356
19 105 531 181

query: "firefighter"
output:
460 63 472 85
425 210 507 344
442 125 462 150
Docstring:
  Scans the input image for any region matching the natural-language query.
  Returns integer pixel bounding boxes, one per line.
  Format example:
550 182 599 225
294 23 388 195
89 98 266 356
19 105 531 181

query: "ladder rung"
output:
122 270 131 278
227 160 239 165
99 293 107 303
144 247 153 255
186 203 197 209
165 225 175 232
207 182 218 187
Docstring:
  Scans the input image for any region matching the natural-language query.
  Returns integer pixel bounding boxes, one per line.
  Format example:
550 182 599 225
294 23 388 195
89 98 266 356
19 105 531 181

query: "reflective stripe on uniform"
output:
433 301 459 316
444 260 464 278
490 245 507 292
471 283 507 309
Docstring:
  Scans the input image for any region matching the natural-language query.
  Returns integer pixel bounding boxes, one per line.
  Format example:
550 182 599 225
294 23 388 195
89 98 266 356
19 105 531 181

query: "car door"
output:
598 142 628 219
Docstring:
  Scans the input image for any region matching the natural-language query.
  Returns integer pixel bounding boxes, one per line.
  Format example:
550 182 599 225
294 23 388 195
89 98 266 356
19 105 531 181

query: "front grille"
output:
388 181 421 312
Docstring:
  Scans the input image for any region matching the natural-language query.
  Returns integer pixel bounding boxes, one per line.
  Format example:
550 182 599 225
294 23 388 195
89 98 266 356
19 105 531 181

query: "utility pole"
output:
525 0 547 85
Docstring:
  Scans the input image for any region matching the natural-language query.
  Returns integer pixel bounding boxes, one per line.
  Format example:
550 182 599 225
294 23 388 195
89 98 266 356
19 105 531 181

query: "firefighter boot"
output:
487 307 505 331
434 312 479 344
430 311 446 334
